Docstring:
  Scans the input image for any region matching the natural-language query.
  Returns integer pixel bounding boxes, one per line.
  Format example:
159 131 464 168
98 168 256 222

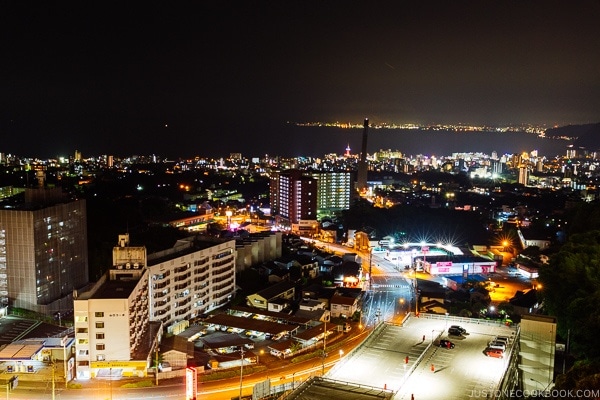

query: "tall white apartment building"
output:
74 234 236 379
147 235 237 335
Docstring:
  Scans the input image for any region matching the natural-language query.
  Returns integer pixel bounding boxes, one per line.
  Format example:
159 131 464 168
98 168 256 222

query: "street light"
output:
399 298 406 319
61 336 68 389
445 312 449 331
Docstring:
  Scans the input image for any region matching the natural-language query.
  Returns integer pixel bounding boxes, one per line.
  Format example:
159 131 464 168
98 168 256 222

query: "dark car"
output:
448 327 463 336
448 325 467 335
439 339 455 349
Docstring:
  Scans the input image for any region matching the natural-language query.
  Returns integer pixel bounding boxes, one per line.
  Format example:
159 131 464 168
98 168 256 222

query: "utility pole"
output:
62 336 68 389
413 268 418 314
155 344 159 386
368 247 373 291
323 320 327 353
51 360 56 400
321 320 327 375
239 347 245 400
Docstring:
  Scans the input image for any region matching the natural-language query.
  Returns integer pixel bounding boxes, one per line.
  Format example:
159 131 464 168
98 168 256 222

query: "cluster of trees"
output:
538 202 600 391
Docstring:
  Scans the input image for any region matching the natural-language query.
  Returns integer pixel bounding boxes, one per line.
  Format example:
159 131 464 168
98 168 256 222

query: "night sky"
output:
1 1 599 159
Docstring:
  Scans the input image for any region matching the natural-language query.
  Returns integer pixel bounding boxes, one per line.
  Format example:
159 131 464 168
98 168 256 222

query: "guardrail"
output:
417 312 511 328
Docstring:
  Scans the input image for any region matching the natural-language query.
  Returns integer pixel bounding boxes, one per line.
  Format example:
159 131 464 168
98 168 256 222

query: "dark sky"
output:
1 1 599 159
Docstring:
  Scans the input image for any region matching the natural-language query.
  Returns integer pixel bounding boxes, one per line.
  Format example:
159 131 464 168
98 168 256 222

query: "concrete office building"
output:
0 185 89 315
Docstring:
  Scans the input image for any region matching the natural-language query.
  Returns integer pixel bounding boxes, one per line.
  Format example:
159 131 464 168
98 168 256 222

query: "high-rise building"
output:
306 171 352 219
518 165 529 186
0 186 89 315
270 170 317 228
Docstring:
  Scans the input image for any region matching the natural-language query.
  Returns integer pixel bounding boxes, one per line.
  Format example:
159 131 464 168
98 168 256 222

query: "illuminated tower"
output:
356 118 369 192
345 144 351 157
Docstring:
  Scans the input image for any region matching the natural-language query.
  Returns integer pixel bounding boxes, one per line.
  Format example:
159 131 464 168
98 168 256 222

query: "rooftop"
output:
90 276 140 299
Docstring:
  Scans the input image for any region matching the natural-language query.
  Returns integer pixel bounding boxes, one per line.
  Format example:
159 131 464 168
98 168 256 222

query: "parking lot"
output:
327 315 517 400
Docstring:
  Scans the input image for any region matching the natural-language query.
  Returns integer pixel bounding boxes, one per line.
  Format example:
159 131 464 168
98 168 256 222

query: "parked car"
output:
449 325 467 334
488 341 506 351
448 326 466 336
493 336 510 346
439 339 455 349
485 348 504 358
158 362 172 372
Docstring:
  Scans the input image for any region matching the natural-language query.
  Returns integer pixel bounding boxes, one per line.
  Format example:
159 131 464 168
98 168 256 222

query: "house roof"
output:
293 309 328 324
293 323 332 343
228 305 317 326
199 332 254 350
161 335 194 355
509 289 539 307
330 295 357 306
205 314 297 336
254 280 296 301
0 340 45 361
332 261 361 276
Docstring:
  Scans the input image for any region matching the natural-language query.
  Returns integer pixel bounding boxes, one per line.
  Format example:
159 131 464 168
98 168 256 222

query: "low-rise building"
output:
246 280 296 311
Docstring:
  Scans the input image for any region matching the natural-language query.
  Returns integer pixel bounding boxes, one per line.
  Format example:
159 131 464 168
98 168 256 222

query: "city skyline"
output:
1 1 599 159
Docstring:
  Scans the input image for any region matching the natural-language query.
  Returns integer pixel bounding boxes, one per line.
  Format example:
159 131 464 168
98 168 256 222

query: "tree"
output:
538 230 600 359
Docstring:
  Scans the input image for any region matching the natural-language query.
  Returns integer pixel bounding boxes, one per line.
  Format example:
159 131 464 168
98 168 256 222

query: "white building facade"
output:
73 267 150 380
147 236 237 335
74 235 237 379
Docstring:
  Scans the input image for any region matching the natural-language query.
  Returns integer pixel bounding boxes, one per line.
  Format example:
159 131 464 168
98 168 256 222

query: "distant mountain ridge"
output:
546 123 600 150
